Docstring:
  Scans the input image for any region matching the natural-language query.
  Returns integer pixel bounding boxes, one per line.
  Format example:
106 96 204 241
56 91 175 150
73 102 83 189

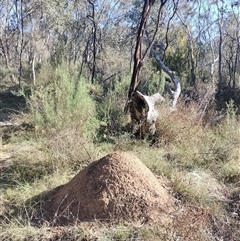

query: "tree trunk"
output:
88 0 97 84
126 0 180 136
189 38 196 85
32 53 36 86
127 0 156 102
216 1 224 92
176 11 196 85
128 41 181 136
218 24 223 91
18 0 24 87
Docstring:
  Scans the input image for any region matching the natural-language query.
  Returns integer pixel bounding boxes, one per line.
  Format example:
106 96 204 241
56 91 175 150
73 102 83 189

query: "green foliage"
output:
35 63 55 86
1 0 240 239
97 76 130 141
138 68 167 96
28 66 99 139
225 99 238 135
164 47 188 79
1 67 240 241
163 27 189 83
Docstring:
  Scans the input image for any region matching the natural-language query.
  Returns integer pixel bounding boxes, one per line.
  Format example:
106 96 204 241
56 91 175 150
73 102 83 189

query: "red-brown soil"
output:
44 152 174 225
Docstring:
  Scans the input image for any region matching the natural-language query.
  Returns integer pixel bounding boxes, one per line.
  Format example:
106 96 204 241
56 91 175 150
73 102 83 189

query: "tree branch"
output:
151 42 181 109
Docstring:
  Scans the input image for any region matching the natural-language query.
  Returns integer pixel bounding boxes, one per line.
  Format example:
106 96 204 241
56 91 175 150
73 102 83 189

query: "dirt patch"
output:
43 152 175 225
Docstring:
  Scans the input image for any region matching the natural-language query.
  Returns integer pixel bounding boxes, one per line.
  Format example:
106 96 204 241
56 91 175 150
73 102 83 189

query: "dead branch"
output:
0 121 21 127
151 41 181 109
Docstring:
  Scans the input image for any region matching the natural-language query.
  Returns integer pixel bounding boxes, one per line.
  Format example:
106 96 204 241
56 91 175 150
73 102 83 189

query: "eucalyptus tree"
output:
125 0 184 135
223 2 240 88
0 0 22 83
214 0 225 91
208 0 240 90
196 6 219 82
80 0 133 83
176 1 197 85
0 0 47 84
0 0 68 85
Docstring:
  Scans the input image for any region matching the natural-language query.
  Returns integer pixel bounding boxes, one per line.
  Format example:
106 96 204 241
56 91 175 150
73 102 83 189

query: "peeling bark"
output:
129 91 165 135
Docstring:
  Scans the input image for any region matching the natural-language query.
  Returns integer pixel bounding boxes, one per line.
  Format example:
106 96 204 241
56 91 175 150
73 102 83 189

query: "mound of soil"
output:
44 152 174 225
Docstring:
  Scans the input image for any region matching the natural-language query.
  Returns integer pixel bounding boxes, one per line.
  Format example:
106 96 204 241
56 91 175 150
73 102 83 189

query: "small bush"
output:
97 76 130 141
28 66 99 139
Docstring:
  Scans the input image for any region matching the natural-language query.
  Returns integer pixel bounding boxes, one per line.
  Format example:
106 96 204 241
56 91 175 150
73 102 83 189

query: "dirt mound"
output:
44 152 174 225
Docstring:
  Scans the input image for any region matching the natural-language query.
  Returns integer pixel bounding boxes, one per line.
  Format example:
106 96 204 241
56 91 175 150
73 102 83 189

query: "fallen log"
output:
0 121 21 127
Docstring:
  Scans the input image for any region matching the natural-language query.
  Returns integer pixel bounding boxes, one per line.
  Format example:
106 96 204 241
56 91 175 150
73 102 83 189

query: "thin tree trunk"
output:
189 38 196 84
127 0 156 101
18 0 24 87
232 40 239 89
216 1 224 92
176 12 196 85
218 25 223 91
32 53 36 85
88 0 97 84
0 38 10 69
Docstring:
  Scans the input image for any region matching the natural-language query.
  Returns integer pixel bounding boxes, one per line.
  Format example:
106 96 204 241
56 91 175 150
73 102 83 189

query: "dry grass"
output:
1 81 240 240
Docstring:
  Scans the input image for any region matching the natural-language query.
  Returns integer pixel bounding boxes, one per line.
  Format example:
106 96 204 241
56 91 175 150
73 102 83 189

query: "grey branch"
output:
151 42 181 109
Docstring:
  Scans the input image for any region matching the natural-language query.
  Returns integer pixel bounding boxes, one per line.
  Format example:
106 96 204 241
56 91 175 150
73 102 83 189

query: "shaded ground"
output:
0 87 26 122
215 86 240 113
0 87 27 181
39 152 175 226
0 87 29 145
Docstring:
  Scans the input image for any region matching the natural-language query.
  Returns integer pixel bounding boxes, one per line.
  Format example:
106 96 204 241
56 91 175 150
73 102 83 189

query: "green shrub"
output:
28 66 99 139
97 76 130 141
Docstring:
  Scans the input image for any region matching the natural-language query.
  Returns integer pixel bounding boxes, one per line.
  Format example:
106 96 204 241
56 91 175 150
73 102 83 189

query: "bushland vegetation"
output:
1 0 240 240
1 64 239 240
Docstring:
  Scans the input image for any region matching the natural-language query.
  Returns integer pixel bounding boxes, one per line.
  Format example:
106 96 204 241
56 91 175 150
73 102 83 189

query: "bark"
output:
32 53 36 86
209 41 218 82
218 22 223 91
216 0 224 92
0 121 21 127
129 91 165 135
88 0 97 84
18 0 24 86
127 0 156 102
0 38 10 68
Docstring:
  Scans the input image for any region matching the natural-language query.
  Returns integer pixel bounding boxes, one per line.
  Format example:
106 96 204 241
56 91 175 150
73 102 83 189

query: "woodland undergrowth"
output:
0 66 239 241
